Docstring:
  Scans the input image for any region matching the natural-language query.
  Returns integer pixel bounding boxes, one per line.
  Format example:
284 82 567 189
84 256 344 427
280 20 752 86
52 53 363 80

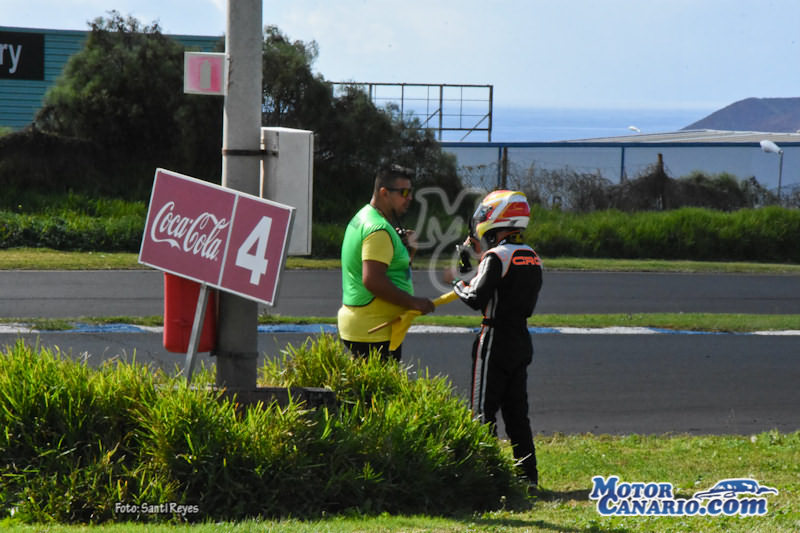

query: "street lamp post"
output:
760 140 784 203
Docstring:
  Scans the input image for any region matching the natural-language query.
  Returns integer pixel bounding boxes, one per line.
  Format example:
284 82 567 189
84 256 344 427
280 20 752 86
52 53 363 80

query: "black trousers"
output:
342 339 402 362
471 328 538 483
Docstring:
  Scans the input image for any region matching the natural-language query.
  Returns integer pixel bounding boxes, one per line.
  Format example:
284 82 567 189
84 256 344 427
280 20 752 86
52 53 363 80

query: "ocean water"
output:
458 106 714 143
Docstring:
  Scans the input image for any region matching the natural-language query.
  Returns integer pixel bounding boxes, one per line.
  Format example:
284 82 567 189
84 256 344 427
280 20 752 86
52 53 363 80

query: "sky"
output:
2 0 799 112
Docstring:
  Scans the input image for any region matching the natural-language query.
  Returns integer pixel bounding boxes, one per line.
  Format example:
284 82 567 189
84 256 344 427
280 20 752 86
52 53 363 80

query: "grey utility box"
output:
260 127 314 256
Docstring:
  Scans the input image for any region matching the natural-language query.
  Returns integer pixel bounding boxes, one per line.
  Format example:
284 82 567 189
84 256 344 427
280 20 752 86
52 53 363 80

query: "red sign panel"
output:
183 52 226 95
139 169 294 306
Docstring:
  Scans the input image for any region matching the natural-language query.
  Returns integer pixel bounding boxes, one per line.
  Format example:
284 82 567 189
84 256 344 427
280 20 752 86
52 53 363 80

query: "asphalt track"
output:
1 269 798 435
2 269 800 317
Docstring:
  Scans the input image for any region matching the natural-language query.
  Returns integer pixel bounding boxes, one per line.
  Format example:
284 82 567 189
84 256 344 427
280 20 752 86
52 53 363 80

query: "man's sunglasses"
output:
385 187 413 198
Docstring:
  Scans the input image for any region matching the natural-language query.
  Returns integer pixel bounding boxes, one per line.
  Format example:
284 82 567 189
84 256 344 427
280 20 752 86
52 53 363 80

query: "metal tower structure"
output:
331 82 493 141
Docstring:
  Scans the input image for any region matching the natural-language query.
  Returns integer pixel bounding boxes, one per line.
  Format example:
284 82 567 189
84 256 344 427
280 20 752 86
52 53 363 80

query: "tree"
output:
31 17 460 220
261 25 328 128
35 12 224 195
259 26 460 222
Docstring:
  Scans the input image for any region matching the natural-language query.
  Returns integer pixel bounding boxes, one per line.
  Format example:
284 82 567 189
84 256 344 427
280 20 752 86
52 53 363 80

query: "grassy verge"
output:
532 257 800 274
0 316 165 332
1 247 799 273
0 248 146 270
2 313 799 333
3 431 798 532
258 313 800 333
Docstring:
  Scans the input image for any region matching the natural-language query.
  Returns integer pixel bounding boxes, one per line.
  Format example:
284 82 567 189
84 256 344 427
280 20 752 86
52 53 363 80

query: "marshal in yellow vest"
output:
337 204 414 342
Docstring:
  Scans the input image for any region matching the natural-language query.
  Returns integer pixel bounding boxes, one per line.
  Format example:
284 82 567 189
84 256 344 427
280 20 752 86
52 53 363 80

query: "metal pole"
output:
216 0 262 390
777 151 784 204
496 146 503 188
487 85 493 142
501 146 508 189
438 84 444 141
184 284 210 383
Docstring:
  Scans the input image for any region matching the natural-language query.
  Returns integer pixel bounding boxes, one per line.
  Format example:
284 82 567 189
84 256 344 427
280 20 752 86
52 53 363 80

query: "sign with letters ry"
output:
0 31 44 80
139 168 294 306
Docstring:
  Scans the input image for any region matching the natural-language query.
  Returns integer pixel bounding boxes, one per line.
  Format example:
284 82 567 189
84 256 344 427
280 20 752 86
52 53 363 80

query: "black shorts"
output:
342 339 402 362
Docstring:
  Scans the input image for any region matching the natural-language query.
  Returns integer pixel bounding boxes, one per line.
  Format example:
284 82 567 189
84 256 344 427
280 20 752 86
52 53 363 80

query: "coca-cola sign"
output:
139 169 294 306
149 201 230 261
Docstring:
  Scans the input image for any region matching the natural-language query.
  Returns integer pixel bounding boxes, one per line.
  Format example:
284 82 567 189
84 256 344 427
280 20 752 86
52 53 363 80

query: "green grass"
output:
0 316 165 331
0 248 146 270
2 313 798 333
533 256 800 274
528 313 800 332
2 247 800 273
3 431 798 532
255 312 800 332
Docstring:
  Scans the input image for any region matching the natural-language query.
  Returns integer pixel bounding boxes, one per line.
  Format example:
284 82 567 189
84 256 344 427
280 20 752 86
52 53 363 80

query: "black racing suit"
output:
453 235 543 483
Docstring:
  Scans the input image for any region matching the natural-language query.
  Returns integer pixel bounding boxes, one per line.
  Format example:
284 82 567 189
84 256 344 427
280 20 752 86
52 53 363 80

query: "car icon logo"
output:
693 478 779 499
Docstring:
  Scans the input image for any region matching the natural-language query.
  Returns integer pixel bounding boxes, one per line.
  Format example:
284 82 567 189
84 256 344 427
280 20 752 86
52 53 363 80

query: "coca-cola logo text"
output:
150 201 229 261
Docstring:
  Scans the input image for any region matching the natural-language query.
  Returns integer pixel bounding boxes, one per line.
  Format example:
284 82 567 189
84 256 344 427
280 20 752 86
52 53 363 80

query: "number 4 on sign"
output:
235 216 272 284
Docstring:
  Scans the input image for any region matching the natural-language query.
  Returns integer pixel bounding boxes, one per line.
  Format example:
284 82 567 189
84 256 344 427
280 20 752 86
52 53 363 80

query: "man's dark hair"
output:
374 164 414 194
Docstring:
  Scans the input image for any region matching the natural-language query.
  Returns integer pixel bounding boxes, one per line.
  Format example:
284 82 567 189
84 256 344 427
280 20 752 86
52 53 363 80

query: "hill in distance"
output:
684 97 800 132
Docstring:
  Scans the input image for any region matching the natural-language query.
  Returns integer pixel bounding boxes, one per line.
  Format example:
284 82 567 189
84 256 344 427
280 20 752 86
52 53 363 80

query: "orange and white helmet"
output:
471 190 530 241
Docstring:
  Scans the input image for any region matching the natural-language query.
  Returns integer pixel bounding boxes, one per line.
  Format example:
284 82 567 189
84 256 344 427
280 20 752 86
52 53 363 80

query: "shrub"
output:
0 336 525 523
0 340 159 522
528 206 800 262
0 212 143 251
2 191 798 262
311 222 346 257
259 334 526 514
0 191 146 252
508 162 789 212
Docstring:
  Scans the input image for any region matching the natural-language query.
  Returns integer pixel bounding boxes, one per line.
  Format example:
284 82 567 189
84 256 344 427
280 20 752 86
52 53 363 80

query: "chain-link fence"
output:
442 142 800 209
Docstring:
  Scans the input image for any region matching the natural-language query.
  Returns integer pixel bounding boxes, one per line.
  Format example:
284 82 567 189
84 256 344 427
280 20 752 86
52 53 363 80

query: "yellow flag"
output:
371 290 460 351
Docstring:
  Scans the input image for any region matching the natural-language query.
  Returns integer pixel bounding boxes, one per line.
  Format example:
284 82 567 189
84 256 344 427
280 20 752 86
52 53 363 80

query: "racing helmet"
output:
471 190 530 241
